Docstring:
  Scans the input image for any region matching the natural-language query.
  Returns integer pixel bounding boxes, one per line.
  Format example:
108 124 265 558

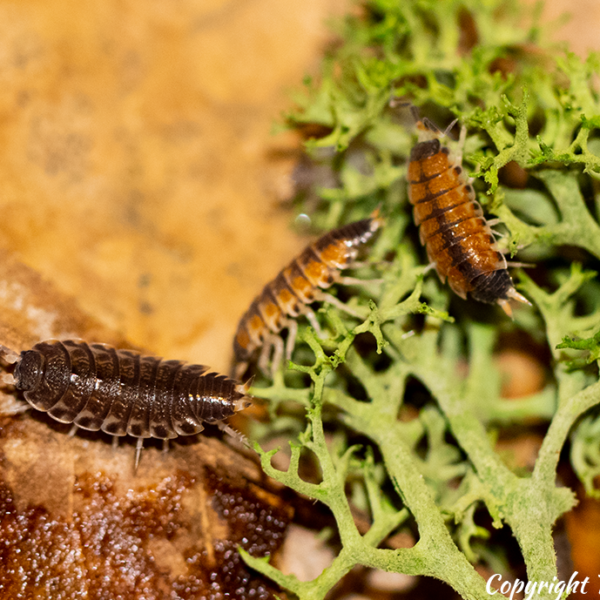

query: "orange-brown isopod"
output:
407 116 528 316
233 213 383 378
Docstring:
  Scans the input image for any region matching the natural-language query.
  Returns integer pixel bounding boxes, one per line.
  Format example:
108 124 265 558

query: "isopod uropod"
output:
407 114 529 316
233 212 384 378
1 339 252 467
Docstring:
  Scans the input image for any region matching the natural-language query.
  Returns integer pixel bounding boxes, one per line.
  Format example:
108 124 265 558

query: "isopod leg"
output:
68 424 79 437
258 335 282 375
217 420 246 445
318 291 363 318
284 319 298 362
134 437 144 471
345 259 386 272
423 262 437 275
269 334 284 374
302 306 323 337
505 260 535 268
336 276 384 286
257 339 271 374
112 436 119 450
162 439 169 453
0 396 29 415
343 260 372 270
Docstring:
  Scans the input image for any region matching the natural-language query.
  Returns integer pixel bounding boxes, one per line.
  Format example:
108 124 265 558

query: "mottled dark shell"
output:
14 340 249 440
233 215 383 363
407 136 512 303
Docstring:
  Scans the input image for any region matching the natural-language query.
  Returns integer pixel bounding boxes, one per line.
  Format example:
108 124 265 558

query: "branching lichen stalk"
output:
241 0 600 598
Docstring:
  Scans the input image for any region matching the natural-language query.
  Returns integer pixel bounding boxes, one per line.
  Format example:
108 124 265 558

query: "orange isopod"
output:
233 213 383 378
407 115 528 316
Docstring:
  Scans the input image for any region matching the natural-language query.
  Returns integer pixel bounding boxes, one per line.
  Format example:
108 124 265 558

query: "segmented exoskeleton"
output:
407 113 529 316
1 339 251 467
233 212 384 378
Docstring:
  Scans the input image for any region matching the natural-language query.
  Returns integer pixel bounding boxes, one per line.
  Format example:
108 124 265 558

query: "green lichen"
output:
242 1 600 598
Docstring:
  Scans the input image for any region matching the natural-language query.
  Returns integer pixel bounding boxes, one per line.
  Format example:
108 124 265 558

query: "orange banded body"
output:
407 121 525 313
233 215 383 369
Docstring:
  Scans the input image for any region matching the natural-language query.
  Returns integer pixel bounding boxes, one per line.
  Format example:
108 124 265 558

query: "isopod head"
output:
13 350 44 392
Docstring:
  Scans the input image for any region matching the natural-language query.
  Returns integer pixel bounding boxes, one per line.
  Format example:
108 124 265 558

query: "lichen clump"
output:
243 1 600 599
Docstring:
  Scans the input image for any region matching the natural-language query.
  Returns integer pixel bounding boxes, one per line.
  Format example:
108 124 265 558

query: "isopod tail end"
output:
497 287 530 319
234 397 253 412
507 287 531 306
497 299 513 319
236 375 253 396
234 377 254 412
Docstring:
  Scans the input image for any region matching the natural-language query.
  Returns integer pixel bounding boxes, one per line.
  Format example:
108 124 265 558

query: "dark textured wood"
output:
0 415 292 600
